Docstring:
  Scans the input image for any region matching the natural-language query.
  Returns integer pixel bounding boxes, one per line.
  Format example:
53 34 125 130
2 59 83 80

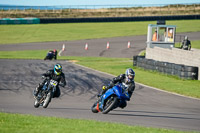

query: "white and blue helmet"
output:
125 68 135 80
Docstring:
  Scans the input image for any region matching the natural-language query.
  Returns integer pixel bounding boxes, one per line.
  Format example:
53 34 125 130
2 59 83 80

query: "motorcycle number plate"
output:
50 80 58 87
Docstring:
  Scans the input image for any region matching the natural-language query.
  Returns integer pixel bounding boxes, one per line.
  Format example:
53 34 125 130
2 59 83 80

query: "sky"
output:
0 0 200 6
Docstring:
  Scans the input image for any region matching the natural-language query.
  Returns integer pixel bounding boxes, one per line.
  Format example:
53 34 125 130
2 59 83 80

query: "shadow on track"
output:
108 110 200 120
48 107 90 111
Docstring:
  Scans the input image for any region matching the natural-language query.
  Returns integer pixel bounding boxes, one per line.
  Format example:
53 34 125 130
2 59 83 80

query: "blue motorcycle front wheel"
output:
102 96 118 114
91 101 99 113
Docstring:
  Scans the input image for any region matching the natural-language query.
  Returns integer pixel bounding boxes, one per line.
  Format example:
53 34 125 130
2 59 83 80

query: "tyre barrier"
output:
133 56 198 80
40 15 200 24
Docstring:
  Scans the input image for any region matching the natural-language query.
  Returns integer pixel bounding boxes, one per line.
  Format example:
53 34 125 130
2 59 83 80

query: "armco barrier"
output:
133 56 198 80
0 18 40 24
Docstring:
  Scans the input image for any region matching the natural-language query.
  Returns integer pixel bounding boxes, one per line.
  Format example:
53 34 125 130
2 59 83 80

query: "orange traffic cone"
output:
106 42 110 49
58 44 65 56
85 43 88 50
127 41 131 48
62 44 65 51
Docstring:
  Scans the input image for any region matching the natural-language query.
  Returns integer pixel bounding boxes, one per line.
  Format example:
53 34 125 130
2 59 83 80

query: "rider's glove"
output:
42 76 46 79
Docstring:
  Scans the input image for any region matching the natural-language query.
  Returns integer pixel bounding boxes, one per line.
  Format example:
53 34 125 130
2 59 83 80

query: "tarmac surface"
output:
0 32 200 131
0 32 200 58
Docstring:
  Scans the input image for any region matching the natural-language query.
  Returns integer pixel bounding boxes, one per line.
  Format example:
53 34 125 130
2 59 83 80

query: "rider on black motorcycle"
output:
34 64 66 98
44 49 57 60
100 68 135 108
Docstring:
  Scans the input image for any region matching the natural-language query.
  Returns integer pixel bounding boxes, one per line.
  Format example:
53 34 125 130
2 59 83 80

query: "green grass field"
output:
0 20 200 133
0 20 200 44
0 112 197 133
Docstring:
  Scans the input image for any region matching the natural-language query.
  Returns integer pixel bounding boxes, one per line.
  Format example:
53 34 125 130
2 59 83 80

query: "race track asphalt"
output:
0 32 199 58
0 33 200 132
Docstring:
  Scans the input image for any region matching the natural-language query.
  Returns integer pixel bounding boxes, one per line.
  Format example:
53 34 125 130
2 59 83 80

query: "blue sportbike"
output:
91 83 130 114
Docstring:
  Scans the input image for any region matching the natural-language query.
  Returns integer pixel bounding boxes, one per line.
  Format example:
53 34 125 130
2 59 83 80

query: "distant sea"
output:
0 3 199 10
0 5 65 10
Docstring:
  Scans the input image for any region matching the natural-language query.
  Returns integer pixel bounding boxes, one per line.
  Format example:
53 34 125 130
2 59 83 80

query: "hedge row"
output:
133 56 198 80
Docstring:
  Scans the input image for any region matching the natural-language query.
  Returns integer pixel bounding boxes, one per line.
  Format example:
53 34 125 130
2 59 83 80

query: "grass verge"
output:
0 50 200 99
0 20 200 44
0 112 196 133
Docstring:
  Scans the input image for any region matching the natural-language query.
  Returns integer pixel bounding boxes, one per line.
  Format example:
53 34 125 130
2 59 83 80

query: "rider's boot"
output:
97 91 104 98
97 94 101 98
97 86 109 98
33 87 39 97
100 89 107 95
34 84 42 97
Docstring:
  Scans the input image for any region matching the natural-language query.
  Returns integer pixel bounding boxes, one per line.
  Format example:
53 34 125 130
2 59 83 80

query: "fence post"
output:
143 7 144 15
168 5 171 14
60 6 62 13
185 4 187 12
177 4 178 13
160 5 161 13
